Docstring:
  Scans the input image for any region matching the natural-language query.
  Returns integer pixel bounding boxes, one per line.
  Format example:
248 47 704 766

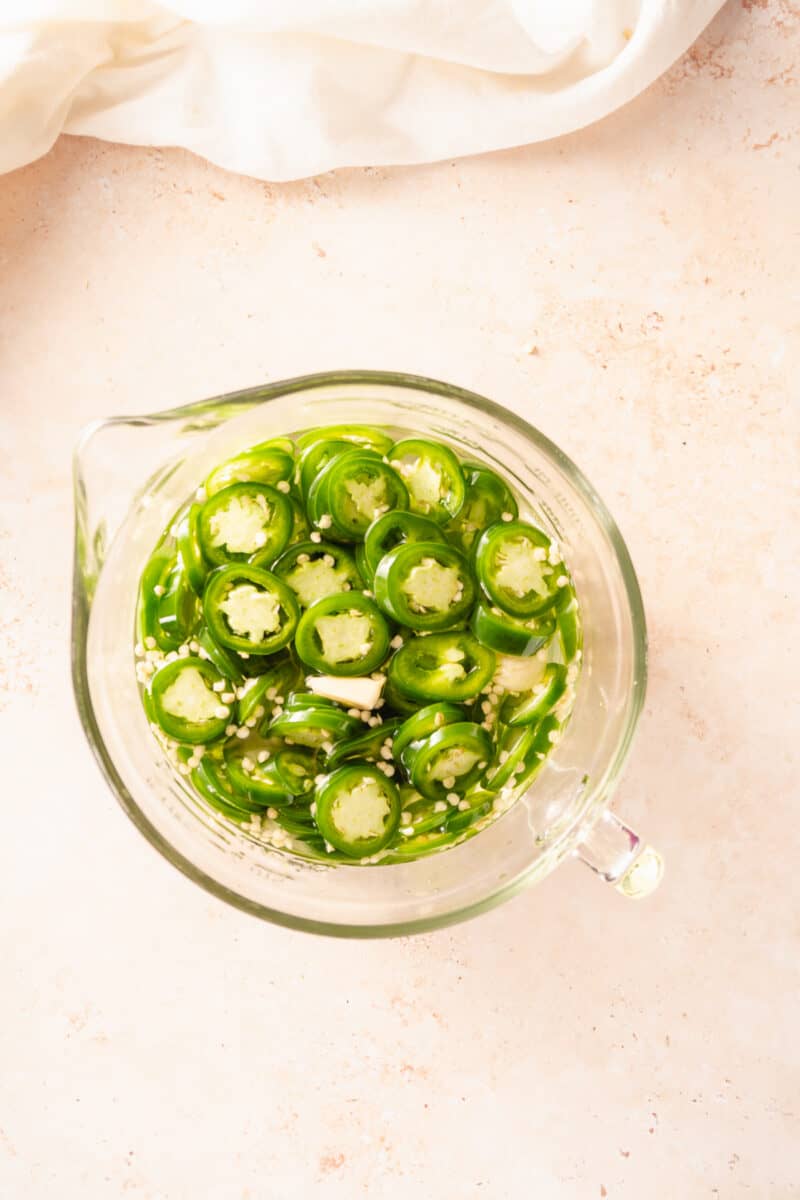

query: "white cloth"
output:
1 1 724 180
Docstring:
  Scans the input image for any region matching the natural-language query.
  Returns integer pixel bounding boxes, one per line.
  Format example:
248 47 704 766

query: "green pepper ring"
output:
398 790 449 837
305 447 389 535
363 510 445 580
223 750 287 802
192 758 263 820
267 705 361 747
270 540 361 606
204 445 294 496
147 656 231 744
224 744 315 803
176 503 209 594
137 548 175 650
470 601 556 657
294 591 391 677
198 481 293 567
392 702 466 762
197 755 268 812
314 763 401 857
295 424 395 456
203 563 300 655
445 798 493 835
555 589 581 663
195 625 246 683
236 656 302 725
297 438 356 500
405 722 493 801
387 632 496 703
499 663 569 726
486 714 561 792
156 561 198 650
324 719 403 770
474 520 567 618
387 437 466 524
373 541 475 632
311 448 410 540
446 462 518 552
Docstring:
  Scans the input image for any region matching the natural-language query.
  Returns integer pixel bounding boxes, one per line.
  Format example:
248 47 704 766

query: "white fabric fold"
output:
0 1 724 180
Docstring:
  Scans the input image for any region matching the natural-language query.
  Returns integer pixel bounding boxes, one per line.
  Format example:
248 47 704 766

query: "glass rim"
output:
72 368 648 938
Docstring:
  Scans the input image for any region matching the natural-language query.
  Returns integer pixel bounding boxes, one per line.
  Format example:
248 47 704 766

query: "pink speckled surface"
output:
1 3 798 1196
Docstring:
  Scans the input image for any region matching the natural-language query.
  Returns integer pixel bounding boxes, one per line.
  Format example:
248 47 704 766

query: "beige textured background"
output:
1 1 798 1196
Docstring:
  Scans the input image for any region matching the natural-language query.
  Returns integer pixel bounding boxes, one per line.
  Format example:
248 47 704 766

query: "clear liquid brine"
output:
134 424 581 864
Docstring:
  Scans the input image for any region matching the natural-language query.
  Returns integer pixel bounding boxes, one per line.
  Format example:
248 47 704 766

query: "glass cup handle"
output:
575 810 664 898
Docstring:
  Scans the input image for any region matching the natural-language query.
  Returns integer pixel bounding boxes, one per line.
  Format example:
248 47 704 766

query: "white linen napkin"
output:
0 1 724 179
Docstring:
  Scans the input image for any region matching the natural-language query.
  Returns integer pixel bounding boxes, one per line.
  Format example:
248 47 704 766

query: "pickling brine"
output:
134 424 581 864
